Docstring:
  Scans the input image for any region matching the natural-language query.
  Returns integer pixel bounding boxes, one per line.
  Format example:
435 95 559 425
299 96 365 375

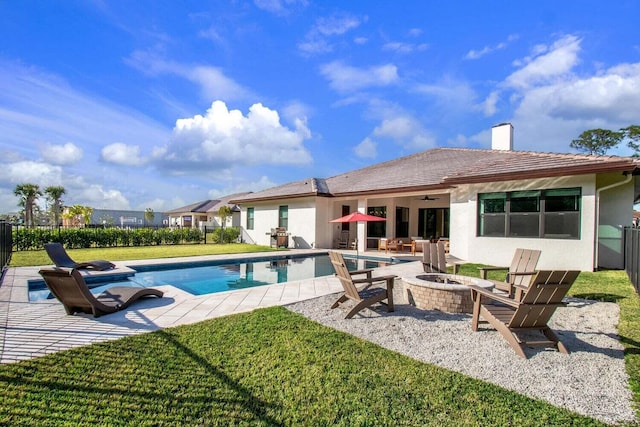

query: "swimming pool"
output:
29 253 404 300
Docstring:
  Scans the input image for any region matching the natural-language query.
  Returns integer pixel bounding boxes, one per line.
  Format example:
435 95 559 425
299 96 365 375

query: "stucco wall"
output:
450 175 598 271
241 198 318 248
597 173 634 269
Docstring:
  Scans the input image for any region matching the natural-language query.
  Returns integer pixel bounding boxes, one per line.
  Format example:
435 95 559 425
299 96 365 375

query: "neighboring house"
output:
62 208 168 227
230 124 640 271
166 193 250 229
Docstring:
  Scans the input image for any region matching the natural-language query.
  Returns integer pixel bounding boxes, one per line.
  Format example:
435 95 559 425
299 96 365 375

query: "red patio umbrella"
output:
329 212 386 257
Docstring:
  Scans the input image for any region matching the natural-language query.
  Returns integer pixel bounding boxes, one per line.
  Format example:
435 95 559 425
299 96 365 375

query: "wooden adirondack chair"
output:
328 251 396 319
422 242 448 273
469 270 580 358
479 248 541 299
336 230 350 249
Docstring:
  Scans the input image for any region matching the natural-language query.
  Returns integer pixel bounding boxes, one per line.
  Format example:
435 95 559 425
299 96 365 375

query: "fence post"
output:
0 221 13 278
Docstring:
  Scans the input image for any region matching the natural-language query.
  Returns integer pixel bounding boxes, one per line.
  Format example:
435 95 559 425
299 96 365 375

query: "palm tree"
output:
144 208 155 226
63 205 93 227
14 183 42 227
44 186 66 227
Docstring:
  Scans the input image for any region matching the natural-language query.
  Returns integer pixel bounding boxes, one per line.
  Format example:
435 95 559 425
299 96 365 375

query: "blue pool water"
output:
29 253 403 300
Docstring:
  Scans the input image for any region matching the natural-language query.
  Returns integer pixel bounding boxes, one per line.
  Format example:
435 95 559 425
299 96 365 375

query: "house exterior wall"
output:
450 175 598 271
241 197 318 248
597 173 635 269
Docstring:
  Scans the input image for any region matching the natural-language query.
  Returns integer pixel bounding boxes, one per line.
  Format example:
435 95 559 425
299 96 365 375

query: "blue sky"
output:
1 1 639 214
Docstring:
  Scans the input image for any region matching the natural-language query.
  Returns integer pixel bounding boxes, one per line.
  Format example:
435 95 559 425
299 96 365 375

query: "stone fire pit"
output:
401 273 494 314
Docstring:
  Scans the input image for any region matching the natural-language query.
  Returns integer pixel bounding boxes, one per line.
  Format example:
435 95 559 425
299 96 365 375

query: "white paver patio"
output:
0 249 417 363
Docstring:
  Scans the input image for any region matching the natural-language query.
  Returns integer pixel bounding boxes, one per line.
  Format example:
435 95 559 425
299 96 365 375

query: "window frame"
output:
477 187 581 239
246 207 254 230
278 205 288 230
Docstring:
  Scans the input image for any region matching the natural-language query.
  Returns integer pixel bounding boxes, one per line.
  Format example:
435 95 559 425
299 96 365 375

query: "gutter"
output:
594 172 633 270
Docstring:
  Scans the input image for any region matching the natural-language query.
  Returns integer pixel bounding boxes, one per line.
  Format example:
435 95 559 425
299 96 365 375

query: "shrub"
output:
12 226 205 250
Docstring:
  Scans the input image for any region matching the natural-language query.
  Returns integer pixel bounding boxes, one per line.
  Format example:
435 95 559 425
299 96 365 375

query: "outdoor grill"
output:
266 227 290 248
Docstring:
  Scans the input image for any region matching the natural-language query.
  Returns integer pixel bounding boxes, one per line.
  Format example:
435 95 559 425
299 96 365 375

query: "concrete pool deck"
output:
0 249 422 364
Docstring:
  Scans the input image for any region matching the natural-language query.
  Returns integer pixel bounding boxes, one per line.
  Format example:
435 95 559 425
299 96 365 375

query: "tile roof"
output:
230 148 640 203
166 192 252 214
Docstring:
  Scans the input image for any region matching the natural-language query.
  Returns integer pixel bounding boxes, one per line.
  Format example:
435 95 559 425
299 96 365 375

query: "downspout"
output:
594 172 632 270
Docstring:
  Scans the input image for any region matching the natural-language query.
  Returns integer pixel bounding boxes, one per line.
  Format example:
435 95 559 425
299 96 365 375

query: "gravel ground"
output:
286 281 636 425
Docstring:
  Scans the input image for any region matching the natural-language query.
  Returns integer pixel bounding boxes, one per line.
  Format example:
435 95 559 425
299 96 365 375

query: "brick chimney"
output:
491 123 513 151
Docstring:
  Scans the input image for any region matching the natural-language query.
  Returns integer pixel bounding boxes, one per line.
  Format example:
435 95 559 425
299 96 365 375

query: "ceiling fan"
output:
417 195 440 201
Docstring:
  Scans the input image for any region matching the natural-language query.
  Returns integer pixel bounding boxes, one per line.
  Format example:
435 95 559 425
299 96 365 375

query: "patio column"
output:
357 199 367 251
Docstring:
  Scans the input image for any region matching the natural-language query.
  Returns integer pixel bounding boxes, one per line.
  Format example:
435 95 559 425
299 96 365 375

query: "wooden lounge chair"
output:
469 270 580 358
422 242 448 273
39 268 164 317
44 242 116 271
479 248 541 299
328 251 396 319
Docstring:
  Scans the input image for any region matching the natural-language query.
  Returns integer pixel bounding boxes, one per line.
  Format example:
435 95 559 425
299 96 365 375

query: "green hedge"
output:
12 227 207 250
210 227 241 244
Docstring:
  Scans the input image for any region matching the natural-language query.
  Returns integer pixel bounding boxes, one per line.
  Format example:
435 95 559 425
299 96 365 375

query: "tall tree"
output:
216 205 233 243
13 183 42 227
144 208 155 225
570 128 623 155
44 185 66 227
622 125 640 157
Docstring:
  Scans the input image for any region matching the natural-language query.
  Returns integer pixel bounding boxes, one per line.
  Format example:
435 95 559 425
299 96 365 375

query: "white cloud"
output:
414 77 477 110
72 182 131 210
189 66 252 101
314 15 362 36
320 61 399 92
382 42 429 54
482 91 500 116
465 34 518 60
505 35 581 89
101 143 146 166
487 35 640 153
297 39 333 55
546 63 640 122
126 51 252 102
158 101 312 173
354 137 377 158
207 175 278 199
254 0 307 15
298 13 364 55
372 116 436 150
40 142 83 165
0 160 63 186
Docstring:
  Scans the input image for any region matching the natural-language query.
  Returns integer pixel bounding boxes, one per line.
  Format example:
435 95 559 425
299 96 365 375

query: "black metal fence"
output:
624 226 640 294
0 221 12 278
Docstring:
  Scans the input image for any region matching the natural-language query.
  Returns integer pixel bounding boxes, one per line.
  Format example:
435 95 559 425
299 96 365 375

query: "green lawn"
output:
0 307 607 426
3 247 639 425
9 243 278 267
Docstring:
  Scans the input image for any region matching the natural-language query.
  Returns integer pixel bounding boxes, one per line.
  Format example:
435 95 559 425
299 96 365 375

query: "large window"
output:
278 205 288 229
478 188 581 239
246 207 254 230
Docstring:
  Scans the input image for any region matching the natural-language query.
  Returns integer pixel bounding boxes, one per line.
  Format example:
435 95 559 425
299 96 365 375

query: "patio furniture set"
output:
378 236 450 255
37 241 579 359
329 244 580 359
